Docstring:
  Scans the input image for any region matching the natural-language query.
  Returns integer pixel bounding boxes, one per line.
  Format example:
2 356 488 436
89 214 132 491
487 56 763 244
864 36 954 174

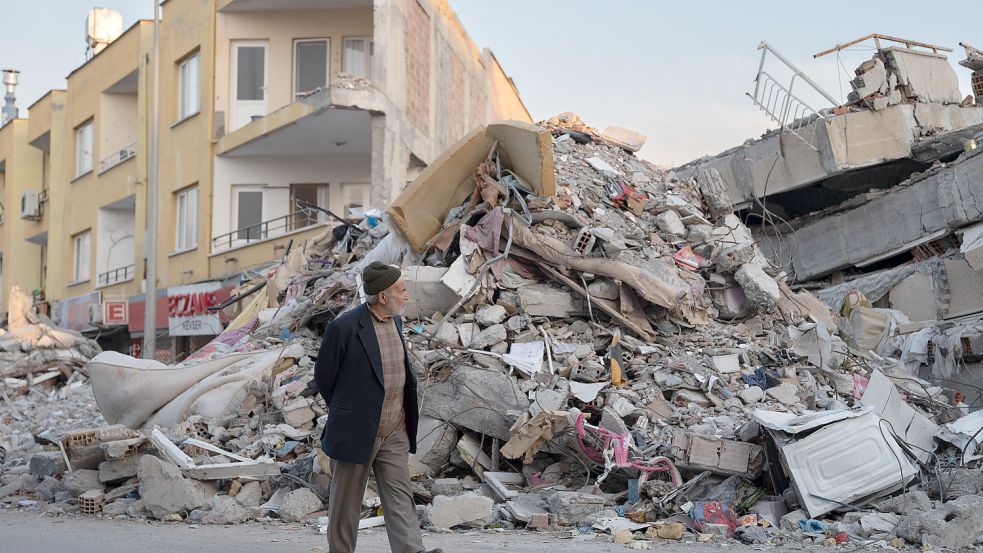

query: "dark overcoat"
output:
313 303 419 464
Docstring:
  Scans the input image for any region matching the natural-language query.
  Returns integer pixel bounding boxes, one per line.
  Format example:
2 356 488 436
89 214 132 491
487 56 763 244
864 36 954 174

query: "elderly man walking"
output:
314 261 442 553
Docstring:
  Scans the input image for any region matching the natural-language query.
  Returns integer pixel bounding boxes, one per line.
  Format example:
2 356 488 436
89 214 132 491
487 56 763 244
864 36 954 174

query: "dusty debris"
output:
0 113 980 551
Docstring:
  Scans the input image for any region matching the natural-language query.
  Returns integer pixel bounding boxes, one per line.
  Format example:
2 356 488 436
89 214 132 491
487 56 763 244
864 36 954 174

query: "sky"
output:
3 1 981 166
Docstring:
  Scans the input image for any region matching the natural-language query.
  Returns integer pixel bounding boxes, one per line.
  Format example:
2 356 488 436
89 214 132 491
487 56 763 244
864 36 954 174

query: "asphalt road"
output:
0 510 796 553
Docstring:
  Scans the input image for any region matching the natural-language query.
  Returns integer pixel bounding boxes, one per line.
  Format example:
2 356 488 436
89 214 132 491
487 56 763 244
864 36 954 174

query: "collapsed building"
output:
1 34 983 551
677 35 983 398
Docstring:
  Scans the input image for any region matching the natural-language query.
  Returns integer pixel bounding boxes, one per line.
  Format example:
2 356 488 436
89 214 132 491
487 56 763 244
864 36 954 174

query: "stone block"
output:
29 451 68 478
475 305 508 327
738 386 764 405
403 266 459 319
430 478 464 496
655 210 686 236
469 324 506 350
137 455 205 520
278 488 323 522
66 469 102 498
735 263 780 309
517 284 583 318
546 491 606 526
717 243 756 272
428 493 494 529
235 481 263 507
99 456 140 484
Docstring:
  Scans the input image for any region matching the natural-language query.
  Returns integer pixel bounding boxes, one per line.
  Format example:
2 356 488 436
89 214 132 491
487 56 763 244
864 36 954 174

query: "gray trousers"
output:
328 428 424 553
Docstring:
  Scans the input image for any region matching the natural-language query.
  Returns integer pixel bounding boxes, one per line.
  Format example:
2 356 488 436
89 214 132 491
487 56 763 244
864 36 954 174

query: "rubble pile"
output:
2 115 982 549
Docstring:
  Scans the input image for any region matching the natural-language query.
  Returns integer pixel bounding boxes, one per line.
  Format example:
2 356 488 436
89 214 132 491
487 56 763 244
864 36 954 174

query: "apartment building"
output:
0 0 529 360
207 0 531 277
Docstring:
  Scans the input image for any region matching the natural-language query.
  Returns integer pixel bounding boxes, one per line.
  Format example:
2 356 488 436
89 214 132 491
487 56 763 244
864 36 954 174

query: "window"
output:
175 186 198 251
72 230 91 282
342 183 370 214
294 39 329 99
75 120 93 176
290 183 329 229
235 189 264 241
178 52 200 120
344 37 372 79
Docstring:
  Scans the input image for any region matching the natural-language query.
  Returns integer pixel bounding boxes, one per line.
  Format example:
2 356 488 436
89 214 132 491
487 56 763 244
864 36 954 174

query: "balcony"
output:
99 143 136 174
218 0 371 12
212 209 321 252
97 264 135 288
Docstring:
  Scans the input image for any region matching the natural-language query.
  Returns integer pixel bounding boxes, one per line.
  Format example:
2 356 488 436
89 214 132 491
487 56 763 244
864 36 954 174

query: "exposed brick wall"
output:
405 0 431 135
469 75 487 130
448 51 466 144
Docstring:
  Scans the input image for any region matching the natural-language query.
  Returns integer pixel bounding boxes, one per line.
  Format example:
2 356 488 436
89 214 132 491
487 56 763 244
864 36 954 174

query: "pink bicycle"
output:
574 411 682 487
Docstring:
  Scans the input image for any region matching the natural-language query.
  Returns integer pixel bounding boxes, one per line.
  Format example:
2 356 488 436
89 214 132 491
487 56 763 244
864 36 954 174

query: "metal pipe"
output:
143 0 160 359
758 41 838 105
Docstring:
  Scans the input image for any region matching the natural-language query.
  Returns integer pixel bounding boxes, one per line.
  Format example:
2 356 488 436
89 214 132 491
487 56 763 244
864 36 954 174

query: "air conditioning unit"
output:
20 190 41 219
87 304 103 324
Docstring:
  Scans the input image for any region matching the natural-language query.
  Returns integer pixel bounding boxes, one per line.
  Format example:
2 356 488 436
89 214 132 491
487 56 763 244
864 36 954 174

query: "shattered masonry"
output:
2 37 983 551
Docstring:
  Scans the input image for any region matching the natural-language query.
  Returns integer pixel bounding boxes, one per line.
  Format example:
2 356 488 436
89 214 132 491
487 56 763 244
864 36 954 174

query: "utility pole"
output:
143 0 160 359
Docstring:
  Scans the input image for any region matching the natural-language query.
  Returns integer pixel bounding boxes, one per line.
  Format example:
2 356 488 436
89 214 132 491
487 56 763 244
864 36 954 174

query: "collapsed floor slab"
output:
758 149 983 281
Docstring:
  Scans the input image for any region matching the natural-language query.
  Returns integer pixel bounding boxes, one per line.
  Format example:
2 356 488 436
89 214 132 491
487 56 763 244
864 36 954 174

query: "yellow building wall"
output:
0 120 45 311
26 91 67 311
158 0 216 287
50 22 151 304
213 7 374 133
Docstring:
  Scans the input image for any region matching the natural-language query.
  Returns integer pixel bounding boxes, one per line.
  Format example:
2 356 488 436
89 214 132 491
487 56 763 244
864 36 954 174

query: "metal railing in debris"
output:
747 42 838 151
97 264 135 287
211 209 320 251
99 143 136 174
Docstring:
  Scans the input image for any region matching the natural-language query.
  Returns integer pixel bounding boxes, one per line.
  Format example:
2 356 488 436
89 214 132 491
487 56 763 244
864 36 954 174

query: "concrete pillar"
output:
370 114 410 207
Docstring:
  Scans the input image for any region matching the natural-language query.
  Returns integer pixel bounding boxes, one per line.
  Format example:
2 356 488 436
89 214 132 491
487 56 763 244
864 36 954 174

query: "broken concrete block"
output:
735 263 780 309
202 494 252 525
434 323 459 346
739 386 764 405
102 498 133 517
517 283 583 318
780 509 807 531
475 305 508 327
98 456 140 484
717 243 756 272
546 491 606 525
282 398 316 427
876 490 933 515
612 529 634 544
655 210 687 236
137 455 205 520
30 451 68 478
36 476 65 501
505 492 549 523
429 493 494 529
647 522 685 540
687 224 715 245
431 478 465 497
402 266 459 319
586 279 621 301
766 384 800 406
278 488 323 522
414 415 459 473
697 168 733 219
469 324 507 350
852 58 888 99
66 469 102 498
0 473 37 498
235 481 263 507
457 322 479 348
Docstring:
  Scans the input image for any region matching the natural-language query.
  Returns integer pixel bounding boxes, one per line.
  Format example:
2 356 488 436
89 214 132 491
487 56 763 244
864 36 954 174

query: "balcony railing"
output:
97 264 135 287
212 209 320 251
99 143 136 174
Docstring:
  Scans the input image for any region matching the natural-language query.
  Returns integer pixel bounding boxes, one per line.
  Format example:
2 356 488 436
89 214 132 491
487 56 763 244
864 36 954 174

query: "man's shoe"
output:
419 549 444 553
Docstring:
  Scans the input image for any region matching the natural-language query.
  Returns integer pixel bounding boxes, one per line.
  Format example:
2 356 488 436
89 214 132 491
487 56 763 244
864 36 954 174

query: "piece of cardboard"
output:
388 121 554 252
